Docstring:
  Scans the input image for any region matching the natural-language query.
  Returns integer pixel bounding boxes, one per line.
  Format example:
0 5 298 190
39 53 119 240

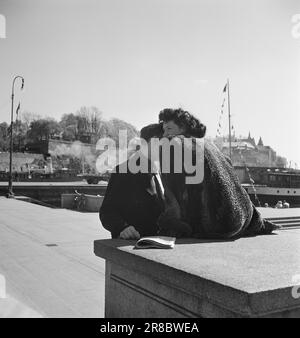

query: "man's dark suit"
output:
99 165 164 238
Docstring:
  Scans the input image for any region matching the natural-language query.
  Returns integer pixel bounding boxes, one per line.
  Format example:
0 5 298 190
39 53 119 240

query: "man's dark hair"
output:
158 108 206 138
140 123 163 142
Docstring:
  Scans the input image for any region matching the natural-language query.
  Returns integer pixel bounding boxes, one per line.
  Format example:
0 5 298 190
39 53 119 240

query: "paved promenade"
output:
0 197 110 317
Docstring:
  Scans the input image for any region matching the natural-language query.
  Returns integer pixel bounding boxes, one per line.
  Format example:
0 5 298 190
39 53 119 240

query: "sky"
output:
0 0 299 165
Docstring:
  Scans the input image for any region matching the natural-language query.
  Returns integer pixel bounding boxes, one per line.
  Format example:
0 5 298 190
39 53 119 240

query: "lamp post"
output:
7 75 24 198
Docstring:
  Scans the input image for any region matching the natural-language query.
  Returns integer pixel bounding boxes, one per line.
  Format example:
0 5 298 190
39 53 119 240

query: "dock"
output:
0 197 300 317
0 197 110 317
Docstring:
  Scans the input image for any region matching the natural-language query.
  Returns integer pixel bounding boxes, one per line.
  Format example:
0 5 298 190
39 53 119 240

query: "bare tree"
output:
21 111 42 129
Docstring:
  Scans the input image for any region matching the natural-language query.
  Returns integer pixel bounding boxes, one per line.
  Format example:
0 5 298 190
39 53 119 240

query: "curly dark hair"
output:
158 108 206 138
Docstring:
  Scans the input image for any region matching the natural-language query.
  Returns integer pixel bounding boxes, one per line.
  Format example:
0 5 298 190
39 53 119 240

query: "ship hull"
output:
242 185 300 208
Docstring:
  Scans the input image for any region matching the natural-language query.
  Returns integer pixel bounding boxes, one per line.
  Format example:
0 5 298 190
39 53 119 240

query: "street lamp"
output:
7 75 24 198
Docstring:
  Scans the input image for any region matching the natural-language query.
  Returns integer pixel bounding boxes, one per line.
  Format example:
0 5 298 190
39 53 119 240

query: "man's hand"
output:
119 226 141 240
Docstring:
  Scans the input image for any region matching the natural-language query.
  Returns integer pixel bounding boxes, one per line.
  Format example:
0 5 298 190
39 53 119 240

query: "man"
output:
283 200 290 208
99 124 164 239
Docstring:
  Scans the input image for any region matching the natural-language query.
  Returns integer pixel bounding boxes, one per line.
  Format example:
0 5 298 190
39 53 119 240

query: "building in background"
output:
214 132 287 168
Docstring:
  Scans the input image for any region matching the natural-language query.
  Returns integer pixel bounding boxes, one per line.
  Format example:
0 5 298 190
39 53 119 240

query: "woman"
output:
157 108 280 239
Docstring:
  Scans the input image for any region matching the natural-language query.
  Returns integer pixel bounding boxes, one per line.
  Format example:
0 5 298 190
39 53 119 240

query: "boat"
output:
218 79 300 207
234 166 300 207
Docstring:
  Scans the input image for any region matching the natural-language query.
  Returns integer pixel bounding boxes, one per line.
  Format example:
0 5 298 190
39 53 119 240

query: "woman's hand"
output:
119 225 141 240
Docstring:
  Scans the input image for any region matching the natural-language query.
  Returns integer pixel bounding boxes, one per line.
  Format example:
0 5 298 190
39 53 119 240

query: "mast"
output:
227 78 232 160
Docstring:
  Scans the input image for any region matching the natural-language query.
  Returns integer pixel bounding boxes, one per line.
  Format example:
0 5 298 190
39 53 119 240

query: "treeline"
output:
0 106 139 152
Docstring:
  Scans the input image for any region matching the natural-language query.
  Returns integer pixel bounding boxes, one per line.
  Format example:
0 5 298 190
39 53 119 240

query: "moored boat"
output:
235 166 300 207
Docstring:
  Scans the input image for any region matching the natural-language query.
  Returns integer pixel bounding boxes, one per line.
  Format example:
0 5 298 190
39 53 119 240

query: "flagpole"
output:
227 78 232 160
16 103 20 152
8 75 24 198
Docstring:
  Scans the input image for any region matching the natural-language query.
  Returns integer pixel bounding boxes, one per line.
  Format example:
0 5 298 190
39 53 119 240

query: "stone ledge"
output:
94 229 300 318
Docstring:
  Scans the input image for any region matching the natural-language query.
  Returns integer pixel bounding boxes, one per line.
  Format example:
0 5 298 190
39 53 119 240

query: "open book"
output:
134 236 176 249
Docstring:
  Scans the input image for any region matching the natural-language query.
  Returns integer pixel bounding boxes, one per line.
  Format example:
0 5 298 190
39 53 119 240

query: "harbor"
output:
1 0 300 321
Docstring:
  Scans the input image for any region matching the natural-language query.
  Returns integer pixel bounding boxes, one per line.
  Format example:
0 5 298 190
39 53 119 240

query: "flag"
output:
223 83 227 92
16 102 20 121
